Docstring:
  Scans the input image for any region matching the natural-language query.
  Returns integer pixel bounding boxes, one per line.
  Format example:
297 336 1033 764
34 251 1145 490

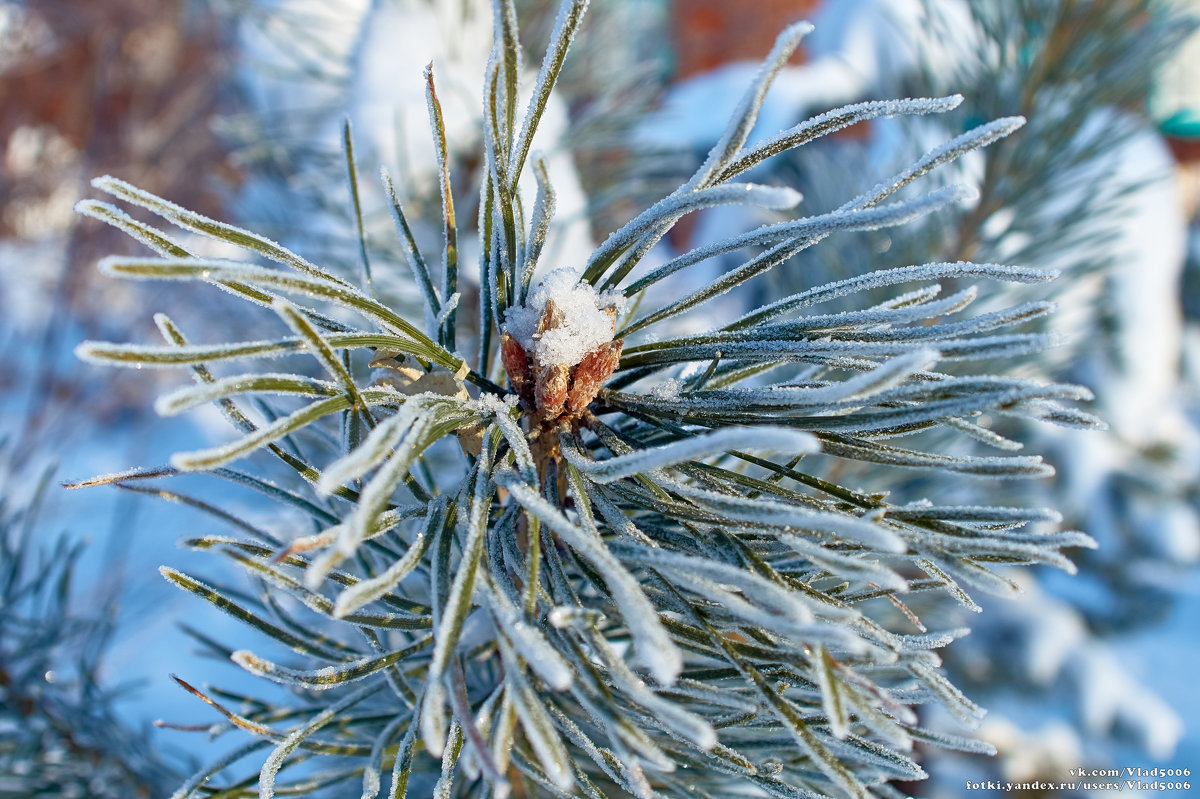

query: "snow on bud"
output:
502 268 625 425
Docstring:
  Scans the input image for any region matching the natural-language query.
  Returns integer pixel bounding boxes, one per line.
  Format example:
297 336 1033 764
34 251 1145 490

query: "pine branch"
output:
66 2 1106 796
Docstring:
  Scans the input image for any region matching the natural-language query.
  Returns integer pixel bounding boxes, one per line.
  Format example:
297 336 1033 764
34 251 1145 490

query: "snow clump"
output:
504 268 626 367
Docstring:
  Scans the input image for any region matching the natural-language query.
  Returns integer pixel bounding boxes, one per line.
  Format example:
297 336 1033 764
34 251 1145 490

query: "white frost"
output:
562 426 819 484
648 378 682 400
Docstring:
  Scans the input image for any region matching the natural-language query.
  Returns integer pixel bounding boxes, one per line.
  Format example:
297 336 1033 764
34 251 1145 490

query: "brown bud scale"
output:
567 339 623 414
500 332 534 406
535 362 570 422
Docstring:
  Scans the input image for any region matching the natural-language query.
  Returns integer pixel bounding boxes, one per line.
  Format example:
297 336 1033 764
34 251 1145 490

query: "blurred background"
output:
1 0 1198 796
